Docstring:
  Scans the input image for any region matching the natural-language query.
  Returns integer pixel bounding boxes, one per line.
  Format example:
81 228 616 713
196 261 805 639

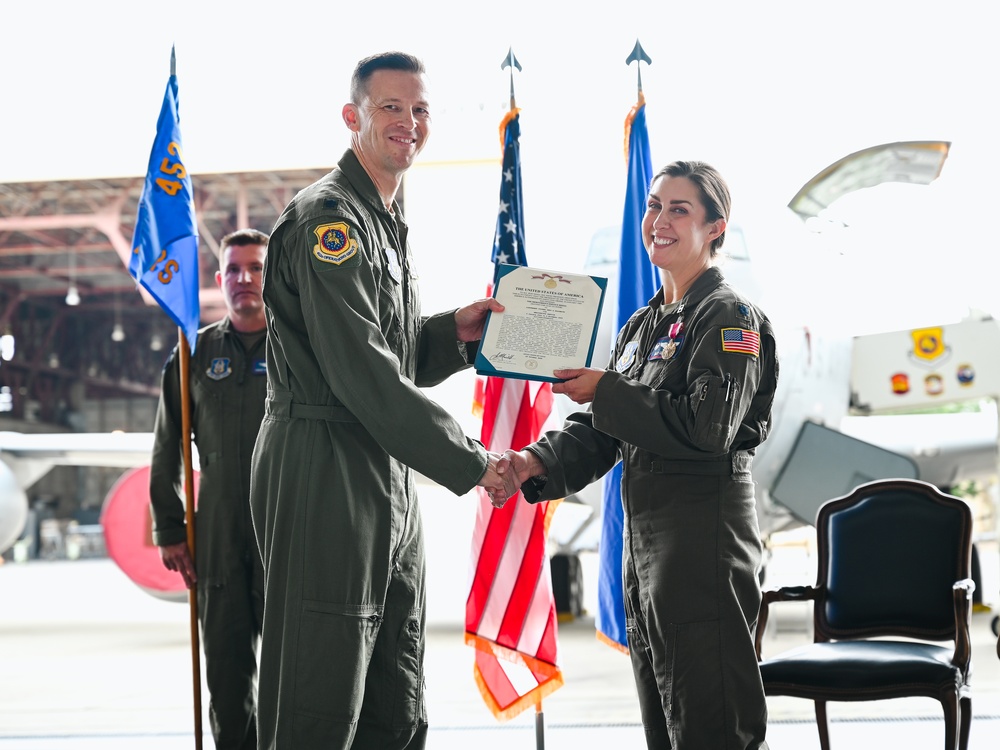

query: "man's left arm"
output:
414 298 503 387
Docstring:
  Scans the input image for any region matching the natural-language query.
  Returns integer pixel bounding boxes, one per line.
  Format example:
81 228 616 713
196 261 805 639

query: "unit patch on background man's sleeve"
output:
312 222 362 268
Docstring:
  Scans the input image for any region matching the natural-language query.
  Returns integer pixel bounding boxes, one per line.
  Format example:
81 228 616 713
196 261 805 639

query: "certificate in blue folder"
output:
475 264 608 383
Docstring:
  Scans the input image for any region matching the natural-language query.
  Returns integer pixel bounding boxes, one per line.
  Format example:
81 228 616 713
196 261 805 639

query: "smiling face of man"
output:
343 68 431 200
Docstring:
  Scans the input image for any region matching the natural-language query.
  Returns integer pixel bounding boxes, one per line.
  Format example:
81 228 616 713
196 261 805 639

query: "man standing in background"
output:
150 228 269 750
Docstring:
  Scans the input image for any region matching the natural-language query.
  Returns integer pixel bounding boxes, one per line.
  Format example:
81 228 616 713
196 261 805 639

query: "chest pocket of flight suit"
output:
637 330 687 391
190 364 224 462
377 245 405 352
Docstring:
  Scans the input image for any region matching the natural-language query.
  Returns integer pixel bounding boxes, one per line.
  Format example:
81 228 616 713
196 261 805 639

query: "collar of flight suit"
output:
336 148 403 222
647 265 726 314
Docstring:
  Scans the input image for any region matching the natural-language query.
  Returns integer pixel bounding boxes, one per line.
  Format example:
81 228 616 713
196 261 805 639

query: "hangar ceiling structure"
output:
0 167 328 425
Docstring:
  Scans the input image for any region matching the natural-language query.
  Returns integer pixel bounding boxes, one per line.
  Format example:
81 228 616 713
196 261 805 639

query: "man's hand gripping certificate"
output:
474 264 608 383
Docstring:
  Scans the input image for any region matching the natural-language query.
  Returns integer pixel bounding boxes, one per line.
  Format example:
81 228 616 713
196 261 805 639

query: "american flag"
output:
465 109 564 720
721 327 760 356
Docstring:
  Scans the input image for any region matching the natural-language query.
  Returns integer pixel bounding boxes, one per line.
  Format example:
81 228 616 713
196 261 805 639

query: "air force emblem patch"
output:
207 358 232 380
615 341 640 372
313 222 361 267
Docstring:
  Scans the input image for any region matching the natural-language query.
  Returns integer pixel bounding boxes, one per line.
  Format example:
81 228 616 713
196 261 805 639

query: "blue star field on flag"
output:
491 112 527 271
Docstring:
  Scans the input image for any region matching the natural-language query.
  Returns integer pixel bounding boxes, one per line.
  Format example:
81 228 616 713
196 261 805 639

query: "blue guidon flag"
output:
129 47 201 353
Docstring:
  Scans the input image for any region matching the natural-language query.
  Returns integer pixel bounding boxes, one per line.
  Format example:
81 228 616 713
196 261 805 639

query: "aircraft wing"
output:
0 431 156 465
0 431 171 490
0 431 166 555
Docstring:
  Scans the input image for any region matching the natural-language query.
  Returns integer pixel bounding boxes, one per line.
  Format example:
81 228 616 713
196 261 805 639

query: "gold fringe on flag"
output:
499 107 521 149
464 631 565 722
623 91 646 162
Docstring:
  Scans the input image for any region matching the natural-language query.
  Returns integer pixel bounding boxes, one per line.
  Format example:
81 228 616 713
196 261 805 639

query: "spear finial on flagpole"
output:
170 44 176 77
501 47 522 111
626 38 652 97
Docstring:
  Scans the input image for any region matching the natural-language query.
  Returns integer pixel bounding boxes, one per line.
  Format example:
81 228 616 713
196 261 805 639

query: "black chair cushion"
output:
759 640 960 690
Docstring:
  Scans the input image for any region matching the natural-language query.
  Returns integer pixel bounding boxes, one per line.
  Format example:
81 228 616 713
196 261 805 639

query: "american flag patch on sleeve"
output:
721 328 760 356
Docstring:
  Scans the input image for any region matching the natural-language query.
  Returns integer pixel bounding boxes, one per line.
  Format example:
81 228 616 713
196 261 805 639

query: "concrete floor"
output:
1 544 998 749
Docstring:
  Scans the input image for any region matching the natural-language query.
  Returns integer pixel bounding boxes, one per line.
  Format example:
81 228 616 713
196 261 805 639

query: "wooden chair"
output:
755 478 975 750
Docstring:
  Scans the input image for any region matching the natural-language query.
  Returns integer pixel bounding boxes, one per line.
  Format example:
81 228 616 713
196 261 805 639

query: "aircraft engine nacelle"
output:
100 465 196 603
0 460 28 555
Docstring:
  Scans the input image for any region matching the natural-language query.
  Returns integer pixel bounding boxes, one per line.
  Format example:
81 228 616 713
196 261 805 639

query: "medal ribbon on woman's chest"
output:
648 320 686 362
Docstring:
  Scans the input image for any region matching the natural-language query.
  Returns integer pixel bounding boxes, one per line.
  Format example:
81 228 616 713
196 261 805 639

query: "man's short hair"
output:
350 51 425 104
217 228 269 265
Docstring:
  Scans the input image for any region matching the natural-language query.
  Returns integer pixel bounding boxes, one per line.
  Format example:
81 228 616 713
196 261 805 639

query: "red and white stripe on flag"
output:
465 375 564 720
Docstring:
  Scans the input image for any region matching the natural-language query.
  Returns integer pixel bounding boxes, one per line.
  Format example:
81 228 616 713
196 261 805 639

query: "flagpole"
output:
505 50 548 750
129 46 202 743
595 40 657 655
178 327 203 749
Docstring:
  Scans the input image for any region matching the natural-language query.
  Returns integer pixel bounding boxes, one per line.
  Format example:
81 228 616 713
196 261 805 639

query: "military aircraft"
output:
537 140 999 613
1 141 996 616
0 430 195 599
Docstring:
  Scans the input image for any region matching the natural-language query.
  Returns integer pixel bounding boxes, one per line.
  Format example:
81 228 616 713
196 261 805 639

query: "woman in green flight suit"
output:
502 161 777 749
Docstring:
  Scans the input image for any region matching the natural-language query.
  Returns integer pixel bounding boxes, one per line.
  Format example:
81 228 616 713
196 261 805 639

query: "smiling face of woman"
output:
641 174 724 279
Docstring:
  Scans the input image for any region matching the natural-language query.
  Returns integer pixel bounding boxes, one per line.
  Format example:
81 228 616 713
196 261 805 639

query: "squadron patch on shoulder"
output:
737 302 751 320
313 222 362 267
720 327 760 357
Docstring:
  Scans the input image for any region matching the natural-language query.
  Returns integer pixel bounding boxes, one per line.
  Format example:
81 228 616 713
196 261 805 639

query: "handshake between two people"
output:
475 449 548 510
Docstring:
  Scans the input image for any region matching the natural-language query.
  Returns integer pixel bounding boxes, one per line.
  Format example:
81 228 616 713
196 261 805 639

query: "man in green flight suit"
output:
150 228 269 750
249 51 517 749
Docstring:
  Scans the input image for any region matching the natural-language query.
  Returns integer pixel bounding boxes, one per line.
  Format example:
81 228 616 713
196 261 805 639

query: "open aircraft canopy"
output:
788 140 951 222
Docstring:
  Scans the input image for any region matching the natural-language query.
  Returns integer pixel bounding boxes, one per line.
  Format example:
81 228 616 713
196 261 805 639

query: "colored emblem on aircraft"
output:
891 372 910 394
909 326 951 368
956 363 974 386
206 358 232 380
925 373 944 396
